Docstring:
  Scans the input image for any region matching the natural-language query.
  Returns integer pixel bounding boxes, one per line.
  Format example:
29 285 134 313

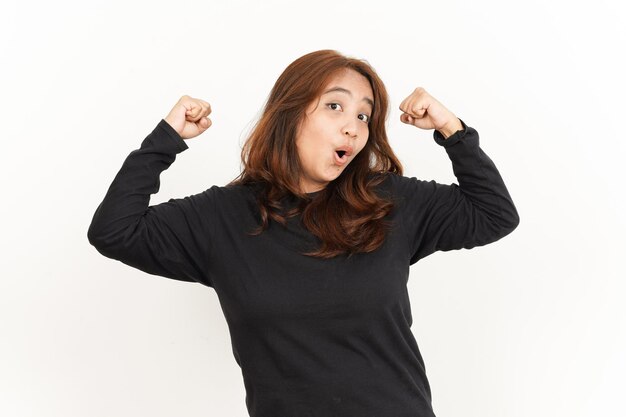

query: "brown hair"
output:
228 49 403 258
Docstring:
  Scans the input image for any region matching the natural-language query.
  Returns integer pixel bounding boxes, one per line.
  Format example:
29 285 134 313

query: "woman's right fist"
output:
164 95 212 139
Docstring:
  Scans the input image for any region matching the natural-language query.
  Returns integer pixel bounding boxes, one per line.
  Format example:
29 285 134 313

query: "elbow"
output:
510 210 520 231
87 217 139 260
87 210 122 251
87 217 112 251
480 204 520 245
496 206 520 238
503 216 520 237
507 203 521 231
87 222 104 249
87 205 106 249
87 224 122 260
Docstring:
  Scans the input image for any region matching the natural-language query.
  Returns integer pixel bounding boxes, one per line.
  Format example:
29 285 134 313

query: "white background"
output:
1 0 624 416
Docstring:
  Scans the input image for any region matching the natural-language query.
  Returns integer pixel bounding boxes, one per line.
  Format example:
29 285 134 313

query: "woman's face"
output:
295 68 374 193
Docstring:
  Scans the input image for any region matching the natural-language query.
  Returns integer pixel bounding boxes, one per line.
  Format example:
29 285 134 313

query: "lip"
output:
333 145 354 166
333 150 349 166
333 144 354 166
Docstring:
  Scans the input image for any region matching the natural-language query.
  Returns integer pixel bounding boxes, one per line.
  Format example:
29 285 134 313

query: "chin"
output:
325 171 343 181
315 166 346 184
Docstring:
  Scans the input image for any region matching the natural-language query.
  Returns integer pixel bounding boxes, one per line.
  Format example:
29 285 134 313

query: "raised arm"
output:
396 88 520 265
87 96 217 285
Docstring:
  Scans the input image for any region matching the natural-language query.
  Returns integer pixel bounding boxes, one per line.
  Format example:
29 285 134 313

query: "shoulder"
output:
174 183 257 212
367 171 423 194
204 182 261 214
205 182 258 201
367 172 445 209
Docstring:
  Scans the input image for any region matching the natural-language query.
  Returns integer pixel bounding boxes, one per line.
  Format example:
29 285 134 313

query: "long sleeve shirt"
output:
87 118 519 417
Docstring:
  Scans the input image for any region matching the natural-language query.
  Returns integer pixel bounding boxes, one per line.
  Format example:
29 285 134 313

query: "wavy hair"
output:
228 49 403 258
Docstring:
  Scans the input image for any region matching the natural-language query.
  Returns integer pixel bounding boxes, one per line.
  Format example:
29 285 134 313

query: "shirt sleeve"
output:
390 118 520 265
87 119 216 286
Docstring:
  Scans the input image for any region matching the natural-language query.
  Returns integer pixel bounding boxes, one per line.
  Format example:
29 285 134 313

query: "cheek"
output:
356 137 369 155
304 134 326 161
297 140 320 169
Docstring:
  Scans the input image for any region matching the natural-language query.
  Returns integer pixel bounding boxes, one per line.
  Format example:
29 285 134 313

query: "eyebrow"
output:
322 87 374 110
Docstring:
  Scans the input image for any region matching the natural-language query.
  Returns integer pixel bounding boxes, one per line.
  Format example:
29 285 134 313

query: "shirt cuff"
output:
157 119 189 152
433 118 469 148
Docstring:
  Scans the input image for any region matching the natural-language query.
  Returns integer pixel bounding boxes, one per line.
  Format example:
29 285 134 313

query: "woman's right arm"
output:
87 97 216 286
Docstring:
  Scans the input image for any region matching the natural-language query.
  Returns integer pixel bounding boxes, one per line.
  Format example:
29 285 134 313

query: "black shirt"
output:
88 118 519 417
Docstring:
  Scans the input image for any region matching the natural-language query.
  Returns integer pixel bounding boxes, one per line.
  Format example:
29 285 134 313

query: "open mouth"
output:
334 150 349 165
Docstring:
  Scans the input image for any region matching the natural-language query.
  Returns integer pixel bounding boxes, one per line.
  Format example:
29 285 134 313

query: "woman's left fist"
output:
399 87 463 139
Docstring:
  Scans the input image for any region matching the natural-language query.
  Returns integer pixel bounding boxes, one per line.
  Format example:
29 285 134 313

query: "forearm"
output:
436 121 520 240
87 120 188 249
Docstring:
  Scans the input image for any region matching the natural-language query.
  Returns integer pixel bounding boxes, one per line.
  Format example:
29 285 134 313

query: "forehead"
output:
320 69 374 108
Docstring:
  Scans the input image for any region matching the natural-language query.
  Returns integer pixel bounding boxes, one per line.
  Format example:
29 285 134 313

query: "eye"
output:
327 103 342 111
359 113 371 124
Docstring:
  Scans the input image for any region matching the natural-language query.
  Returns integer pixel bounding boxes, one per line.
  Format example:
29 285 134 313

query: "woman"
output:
88 49 519 417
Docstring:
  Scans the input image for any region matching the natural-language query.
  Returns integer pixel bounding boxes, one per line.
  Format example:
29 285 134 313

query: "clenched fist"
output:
399 87 463 139
164 95 212 140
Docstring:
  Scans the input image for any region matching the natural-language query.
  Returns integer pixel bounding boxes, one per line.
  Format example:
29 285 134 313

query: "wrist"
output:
438 118 463 139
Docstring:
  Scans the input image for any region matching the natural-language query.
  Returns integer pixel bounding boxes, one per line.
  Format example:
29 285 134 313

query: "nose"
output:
342 119 358 139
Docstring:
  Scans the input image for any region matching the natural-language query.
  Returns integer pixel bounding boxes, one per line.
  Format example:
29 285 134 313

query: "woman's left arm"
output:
397 88 520 264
